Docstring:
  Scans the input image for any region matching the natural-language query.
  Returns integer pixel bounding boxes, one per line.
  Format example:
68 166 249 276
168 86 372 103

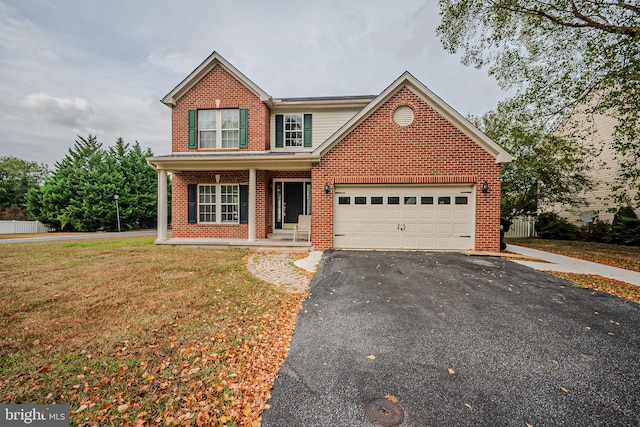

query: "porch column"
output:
157 169 168 241
248 168 256 241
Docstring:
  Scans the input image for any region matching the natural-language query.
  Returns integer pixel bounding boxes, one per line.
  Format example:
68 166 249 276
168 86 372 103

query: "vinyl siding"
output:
549 112 639 223
270 108 361 150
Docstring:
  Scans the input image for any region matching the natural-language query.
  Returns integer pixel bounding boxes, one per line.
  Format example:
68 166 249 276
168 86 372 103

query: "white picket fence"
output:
504 216 537 238
0 220 53 234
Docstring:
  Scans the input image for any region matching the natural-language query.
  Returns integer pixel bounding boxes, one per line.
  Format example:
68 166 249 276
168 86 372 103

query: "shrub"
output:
535 212 580 240
608 206 640 246
580 220 610 243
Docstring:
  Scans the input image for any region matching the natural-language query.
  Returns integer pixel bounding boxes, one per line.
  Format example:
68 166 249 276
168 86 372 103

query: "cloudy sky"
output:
0 0 509 167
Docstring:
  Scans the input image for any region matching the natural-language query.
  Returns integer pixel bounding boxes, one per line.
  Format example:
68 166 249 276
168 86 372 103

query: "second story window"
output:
275 113 312 148
284 114 303 147
197 109 240 149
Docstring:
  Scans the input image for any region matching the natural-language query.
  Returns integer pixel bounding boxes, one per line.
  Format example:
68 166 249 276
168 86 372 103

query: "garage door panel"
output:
453 209 470 220
418 211 436 221
418 223 436 234
453 223 471 234
334 185 474 250
436 210 454 220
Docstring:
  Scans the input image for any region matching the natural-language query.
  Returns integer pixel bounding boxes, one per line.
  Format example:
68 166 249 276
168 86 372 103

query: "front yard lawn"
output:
506 238 640 272
507 238 640 303
0 236 304 426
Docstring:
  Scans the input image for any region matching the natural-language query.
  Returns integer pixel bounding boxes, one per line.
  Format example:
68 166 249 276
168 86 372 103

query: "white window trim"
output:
284 114 303 147
198 109 239 149
198 183 240 224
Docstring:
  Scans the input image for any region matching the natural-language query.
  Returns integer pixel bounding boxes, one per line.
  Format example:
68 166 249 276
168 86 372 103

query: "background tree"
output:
109 138 158 228
475 109 593 218
0 156 50 220
438 0 640 206
27 135 157 232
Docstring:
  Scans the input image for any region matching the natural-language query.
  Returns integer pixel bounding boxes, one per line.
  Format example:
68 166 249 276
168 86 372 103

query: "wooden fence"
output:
0 220 53 234
504 216 537 238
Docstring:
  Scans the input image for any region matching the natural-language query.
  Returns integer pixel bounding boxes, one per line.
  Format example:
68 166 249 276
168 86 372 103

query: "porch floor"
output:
155 237 312 251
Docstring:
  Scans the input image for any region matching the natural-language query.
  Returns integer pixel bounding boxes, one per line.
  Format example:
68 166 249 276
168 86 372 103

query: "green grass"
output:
0 235 304 426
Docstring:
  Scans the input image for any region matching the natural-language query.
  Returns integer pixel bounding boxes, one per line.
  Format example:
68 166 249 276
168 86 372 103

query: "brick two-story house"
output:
147 52 511 251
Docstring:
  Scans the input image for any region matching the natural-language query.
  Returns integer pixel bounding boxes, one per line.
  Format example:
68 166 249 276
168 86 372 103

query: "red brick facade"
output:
312 88 501 251
164 59 504 251
171 65 270 152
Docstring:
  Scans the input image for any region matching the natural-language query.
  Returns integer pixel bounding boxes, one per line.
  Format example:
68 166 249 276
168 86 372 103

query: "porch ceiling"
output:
146 152 318 171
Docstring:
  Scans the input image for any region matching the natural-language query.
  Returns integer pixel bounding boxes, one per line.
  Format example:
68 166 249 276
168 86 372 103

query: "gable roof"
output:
161 51 272 107
313 71 512 164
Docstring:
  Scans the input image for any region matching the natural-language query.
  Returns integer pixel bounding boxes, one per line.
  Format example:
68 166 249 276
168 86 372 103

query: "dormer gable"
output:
161 51 272 107
313 72 512 164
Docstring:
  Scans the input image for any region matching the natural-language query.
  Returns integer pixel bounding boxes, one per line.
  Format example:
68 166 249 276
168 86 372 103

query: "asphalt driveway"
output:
261 251 640 426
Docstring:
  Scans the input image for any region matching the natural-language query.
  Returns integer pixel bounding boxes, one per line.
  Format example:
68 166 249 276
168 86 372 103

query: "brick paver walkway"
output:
247 253 311 293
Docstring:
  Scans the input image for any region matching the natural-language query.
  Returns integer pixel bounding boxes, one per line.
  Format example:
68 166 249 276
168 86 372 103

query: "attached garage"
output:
333 185 475 250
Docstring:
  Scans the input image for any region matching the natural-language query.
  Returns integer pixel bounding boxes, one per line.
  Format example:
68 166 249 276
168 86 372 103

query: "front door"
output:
284 182 304 226
275 181 309 230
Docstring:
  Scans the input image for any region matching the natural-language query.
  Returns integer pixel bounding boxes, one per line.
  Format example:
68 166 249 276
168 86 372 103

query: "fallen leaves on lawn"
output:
548 272 640 303
62 292 306 426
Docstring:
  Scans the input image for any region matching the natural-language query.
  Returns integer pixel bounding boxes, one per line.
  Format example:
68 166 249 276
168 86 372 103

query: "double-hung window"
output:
198 185 217 222
284 114 303 147
221 110 239 148
275 113 312 148
190 108 247 149
198 109 239 149
220 185 239 222
198 184 239 223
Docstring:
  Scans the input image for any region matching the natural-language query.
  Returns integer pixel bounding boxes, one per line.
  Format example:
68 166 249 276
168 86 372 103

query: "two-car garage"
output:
333 185 475 250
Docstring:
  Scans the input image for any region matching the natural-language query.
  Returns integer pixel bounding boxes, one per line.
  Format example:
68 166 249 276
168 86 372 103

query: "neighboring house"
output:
147 52 512 251
552 109 639 224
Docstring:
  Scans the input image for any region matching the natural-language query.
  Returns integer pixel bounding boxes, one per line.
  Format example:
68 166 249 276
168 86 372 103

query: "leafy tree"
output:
438 0 640 206
0 157 50 220
476 109 593 218
27 135 157 232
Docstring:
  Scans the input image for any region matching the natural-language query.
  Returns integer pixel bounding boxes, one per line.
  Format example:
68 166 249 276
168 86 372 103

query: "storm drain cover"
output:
364 397 405 426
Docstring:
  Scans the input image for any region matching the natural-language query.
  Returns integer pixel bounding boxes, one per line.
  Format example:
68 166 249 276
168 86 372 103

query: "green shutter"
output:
275 115 283 148
303 114 312 147
239 185 248 224
239 108 248 148
187 184 197 223
188 110 197 149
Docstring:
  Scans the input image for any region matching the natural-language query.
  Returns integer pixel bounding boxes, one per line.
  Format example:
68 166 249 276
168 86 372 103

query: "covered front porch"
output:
146 152 319 246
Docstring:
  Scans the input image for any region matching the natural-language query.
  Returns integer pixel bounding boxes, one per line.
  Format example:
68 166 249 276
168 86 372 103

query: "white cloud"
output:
144 50 204 77
0 0 510 167
21 92 94 127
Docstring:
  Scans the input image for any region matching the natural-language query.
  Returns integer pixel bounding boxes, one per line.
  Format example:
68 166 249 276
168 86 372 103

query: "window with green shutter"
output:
275 114 312 148
189 109 246 149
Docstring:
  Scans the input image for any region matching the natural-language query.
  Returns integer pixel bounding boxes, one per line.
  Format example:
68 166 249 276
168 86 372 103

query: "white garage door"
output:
333 185 475 250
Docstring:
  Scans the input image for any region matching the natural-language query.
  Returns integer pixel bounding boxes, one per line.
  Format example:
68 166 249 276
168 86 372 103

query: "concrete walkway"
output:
507 244 640 286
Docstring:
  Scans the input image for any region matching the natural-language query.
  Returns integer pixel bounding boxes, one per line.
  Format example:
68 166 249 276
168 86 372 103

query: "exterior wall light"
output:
482 181 489 193
324 183 331 194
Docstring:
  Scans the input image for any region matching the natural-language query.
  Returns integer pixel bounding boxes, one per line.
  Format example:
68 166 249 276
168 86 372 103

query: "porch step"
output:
267 233 306 241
